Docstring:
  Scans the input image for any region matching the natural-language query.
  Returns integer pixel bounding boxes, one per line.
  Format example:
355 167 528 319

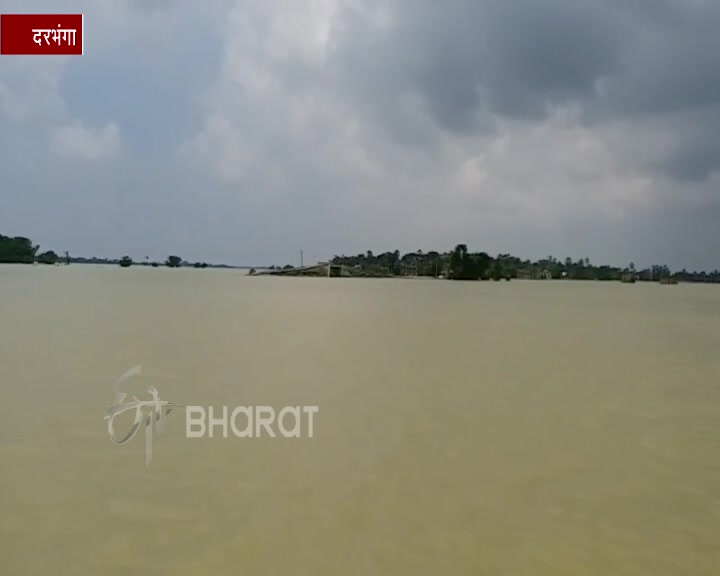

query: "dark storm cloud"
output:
650 105 720 182
332 1 624 128
330 0 720 181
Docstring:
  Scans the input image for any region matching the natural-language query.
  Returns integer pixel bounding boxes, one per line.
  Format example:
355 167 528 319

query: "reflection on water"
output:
1 265 719 575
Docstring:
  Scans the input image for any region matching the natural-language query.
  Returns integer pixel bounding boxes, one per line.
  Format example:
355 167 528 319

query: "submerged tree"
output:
449 244 479 280
0 235 37 263
37 251 59 265
166 255 182 268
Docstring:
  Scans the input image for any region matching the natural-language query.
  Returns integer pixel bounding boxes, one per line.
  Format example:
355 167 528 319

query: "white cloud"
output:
0 0 215 150
0 58 66 124
179 115 256 182
50 122 122 160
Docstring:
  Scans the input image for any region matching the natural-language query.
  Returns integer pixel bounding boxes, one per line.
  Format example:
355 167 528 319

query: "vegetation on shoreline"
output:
0 235 221 269
2 233 718 282
0 235 37 263
327 245 720 283
116 255 205 268
0 235 70 265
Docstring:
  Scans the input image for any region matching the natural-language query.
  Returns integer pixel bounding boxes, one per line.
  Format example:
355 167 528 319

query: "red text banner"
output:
1 14 83 55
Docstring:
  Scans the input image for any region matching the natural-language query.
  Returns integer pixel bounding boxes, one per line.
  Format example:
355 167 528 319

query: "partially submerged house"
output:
517 269 533 280
517 268 552 280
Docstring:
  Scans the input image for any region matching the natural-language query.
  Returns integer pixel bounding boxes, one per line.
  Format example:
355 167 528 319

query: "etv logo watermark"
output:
186 406 318 439
104 366 319 466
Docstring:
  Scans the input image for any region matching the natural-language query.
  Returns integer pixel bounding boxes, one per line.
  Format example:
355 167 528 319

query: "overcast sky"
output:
1 0 719 270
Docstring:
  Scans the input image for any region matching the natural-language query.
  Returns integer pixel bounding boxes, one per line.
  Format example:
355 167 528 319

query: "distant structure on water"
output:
517 268 552 280
249 262 346 277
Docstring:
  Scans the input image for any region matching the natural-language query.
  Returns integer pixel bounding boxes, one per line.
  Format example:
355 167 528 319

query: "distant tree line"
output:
0 235 211 269
3 232 719 282
0 235 37 263
117 255 191 268
0 234 69 265
90 255 229 268
329 245 720 283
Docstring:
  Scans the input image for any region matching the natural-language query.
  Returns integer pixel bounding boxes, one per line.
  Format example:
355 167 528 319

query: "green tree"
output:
475 252 493 279
492 259 503 281
0 235 37 263
449 244 481 280
119 256 133 268
166 255 182 268
37 251 59 264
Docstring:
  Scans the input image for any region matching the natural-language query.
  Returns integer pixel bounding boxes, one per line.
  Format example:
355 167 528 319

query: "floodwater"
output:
1 265 719 575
